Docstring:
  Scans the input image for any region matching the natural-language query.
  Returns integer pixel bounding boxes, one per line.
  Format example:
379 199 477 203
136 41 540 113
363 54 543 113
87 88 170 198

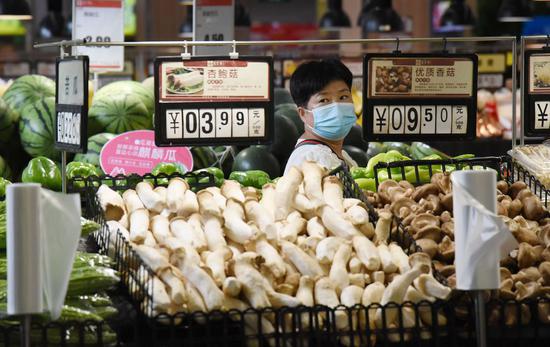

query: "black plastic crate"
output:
504 156 550 208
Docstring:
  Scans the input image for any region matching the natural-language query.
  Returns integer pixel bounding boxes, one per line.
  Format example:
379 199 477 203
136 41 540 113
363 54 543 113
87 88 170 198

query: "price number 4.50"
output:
204 34 224 41
84 35 111 47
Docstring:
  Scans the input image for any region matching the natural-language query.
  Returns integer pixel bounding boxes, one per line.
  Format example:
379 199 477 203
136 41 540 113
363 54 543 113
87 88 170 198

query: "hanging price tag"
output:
154 56 273 146
193 0 234 56
72 0 124 72
55 56 89 153
363 53 478 141
524 49 550 136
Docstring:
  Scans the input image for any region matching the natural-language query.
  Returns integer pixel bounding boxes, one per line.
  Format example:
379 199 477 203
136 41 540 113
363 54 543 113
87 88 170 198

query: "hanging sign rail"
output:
34 36 519 146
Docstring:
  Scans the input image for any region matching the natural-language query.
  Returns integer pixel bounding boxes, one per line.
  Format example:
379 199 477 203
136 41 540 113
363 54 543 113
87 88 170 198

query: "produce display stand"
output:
29 36 549 347
373 156 550 347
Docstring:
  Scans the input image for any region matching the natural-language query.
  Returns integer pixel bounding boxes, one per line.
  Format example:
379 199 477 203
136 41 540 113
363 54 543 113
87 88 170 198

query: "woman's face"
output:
298 80 352 128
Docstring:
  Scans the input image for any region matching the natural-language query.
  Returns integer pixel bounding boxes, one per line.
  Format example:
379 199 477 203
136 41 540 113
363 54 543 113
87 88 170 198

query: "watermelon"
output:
19 97 61 161
142 77 155 98
343 145 368 167
232 145 281 178
275 103 304 134
344 124 368 151
3 75 55 120
89 93 152 135
73 133 116 169
0 97 17 144
274 87 294 105
270 114 299 166
95 81 154 115
0 155 12 180
191 146 218 170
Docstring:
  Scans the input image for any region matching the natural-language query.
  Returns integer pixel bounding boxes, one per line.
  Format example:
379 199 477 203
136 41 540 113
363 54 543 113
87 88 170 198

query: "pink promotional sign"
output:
100 130 193 176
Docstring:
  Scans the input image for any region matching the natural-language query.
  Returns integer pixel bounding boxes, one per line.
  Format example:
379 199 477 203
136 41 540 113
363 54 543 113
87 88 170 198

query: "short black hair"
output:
290 59 353 107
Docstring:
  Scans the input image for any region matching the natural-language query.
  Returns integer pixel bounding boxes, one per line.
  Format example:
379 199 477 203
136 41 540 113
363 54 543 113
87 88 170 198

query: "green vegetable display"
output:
21 156 62 191
229 170 271 189
193 167 225 187
355 178 376 192
67 161 102 189
0 177 10 199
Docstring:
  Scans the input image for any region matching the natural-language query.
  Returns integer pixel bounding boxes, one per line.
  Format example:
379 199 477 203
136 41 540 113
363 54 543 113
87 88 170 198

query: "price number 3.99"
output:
165 107 265 141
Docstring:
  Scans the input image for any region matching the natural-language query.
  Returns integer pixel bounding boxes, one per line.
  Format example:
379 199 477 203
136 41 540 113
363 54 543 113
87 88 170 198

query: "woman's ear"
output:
298 107 307 119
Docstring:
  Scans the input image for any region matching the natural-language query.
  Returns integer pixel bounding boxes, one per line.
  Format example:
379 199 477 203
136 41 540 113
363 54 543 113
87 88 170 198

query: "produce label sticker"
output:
193 0 234 56
55 56 89 153
524 50 550 136
477 53 507 90
72 0 124 72
154 56 274 147
363 53 478 141
100 130 193 176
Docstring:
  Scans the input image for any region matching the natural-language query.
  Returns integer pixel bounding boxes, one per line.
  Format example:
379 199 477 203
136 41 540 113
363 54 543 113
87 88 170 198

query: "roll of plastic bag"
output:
7 183 43 315
452 170 518 290
40 189 81 319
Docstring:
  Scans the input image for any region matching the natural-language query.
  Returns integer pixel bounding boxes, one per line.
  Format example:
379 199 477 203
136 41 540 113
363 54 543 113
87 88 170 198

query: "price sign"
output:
477 53 506 89
523 49 550 136
193 0 234 56
72 0 124 72
55 56 89 153
363 53 478 141
154 56 273 146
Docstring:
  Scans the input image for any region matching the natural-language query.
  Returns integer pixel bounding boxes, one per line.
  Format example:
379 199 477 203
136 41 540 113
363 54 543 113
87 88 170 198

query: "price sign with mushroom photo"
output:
154 56 274 147
523 49 550 136
363 53 478 141
55 56 89 152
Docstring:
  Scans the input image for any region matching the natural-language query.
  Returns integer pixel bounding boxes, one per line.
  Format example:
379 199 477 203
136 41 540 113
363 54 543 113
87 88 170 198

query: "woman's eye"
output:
319 98 329 103
340 95 349 100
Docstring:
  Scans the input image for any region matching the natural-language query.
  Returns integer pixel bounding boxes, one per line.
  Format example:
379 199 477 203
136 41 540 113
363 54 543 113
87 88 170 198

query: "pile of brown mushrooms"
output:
367 173 550 325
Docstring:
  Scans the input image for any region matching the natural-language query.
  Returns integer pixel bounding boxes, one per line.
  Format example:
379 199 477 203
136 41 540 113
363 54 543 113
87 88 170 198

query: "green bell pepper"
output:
195 167 225 187
365 150 411 178
66 162 102 189
0 177 10 198
151 162 186 185
355 178 376 192
22 156 62 191
229 170 271 189
351 167 369 179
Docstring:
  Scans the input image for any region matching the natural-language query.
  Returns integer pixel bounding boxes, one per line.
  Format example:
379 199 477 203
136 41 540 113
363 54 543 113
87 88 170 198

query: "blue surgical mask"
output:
305 102 356 140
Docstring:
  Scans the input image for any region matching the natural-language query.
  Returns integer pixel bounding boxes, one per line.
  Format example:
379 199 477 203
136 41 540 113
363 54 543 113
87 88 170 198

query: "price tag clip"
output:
393 37 401 55
229 40 239 60
181 41 191 60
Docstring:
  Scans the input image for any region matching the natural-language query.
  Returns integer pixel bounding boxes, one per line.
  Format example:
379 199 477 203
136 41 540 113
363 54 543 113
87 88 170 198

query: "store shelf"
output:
426 138 545 157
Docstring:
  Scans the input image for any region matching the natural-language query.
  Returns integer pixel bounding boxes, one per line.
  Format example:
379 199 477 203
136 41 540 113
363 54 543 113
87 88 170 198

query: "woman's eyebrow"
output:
338 88 351 93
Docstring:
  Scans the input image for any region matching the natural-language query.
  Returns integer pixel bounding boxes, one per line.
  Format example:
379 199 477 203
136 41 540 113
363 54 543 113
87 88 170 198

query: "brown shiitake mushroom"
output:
500 267 512 281
543 246 550 262
512 267 542 283
497 180 509 195
499 278 515 300
509 181 527 199
517 188 535 202
539 303 550 324
522 195 546 221
432 172 452 195
438 236 455 262
500 255 517 268
432 260 445 273
378 180 402 204
515 281 541 300
415 238 438 258
507 199 523 218
412 183 440 202
440 211 453 224
398 180 415 191
414 226 443 243
411 213 440 231
441 222 454 239
518 242 539 268
538 224 550 247
539 218 550 227
446 274 457 289
497 203 508 217
440 193 453 212
539 262 550 286
390 197 416 219
419 194 443 215
440 265 455 277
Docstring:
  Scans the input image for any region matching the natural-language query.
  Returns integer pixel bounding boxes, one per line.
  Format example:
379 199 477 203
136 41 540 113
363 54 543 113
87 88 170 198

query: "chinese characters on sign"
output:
55 57 88 152
524 51 550 135
100 130 193 176
364 54 477 140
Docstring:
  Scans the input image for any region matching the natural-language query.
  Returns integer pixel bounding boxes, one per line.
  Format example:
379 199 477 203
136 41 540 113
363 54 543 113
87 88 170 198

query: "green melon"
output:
142 76 155 97
275 103 304 134
0 155 12 180
274 87 294 105
89 93 152 135
95 80 154 115
0 97 17 144
191 146 218 170
19 97 61 161
73 133 116 170
3 75 55 120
